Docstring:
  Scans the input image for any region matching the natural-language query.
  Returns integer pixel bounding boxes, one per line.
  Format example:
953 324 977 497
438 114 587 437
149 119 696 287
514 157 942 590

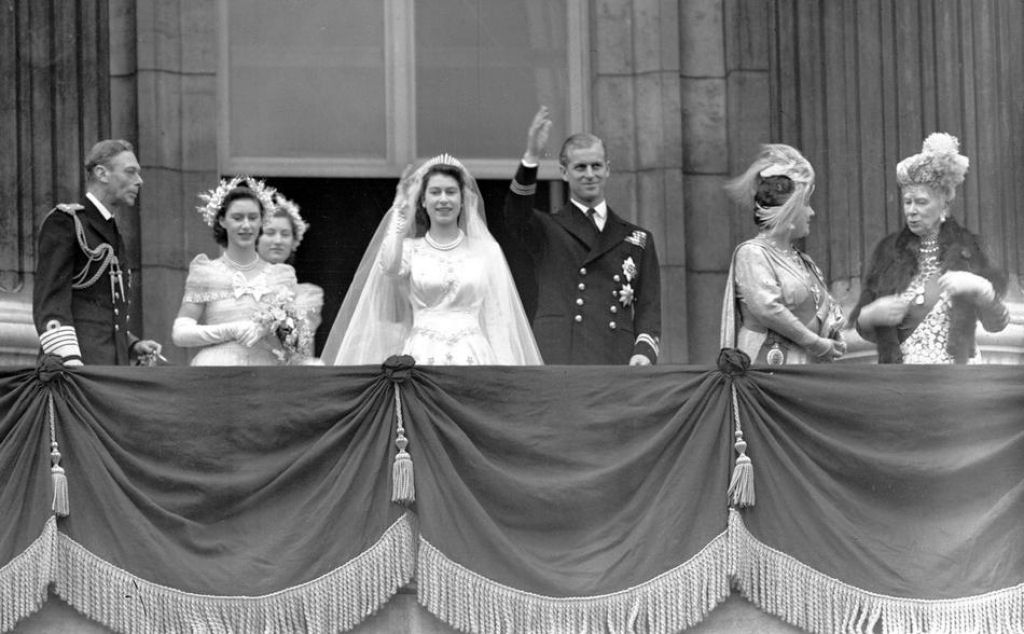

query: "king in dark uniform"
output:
504 107 661 365
32 139 162 365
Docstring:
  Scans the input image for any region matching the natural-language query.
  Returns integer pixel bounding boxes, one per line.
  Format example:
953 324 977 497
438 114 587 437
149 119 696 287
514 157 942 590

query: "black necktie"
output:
585 207 600 232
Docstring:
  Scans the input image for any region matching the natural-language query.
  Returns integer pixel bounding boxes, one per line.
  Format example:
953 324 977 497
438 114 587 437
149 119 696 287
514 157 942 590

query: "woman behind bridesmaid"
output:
257 191 323 358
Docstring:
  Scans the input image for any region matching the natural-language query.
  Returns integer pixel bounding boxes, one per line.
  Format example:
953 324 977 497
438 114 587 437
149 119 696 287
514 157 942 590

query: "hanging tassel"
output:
727 384 755 508
391 385 415 505
48 395 70 517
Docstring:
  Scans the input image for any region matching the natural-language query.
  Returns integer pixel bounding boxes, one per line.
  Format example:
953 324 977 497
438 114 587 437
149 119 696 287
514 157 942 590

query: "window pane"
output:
228 1 387 159
415 1 569 159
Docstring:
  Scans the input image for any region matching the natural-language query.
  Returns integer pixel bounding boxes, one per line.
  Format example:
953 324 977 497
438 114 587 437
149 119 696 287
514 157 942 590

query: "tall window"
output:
221 0 587 180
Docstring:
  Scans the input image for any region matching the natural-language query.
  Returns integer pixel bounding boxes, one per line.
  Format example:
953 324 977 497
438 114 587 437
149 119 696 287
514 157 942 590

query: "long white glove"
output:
938 271 995 305
172 317 262 348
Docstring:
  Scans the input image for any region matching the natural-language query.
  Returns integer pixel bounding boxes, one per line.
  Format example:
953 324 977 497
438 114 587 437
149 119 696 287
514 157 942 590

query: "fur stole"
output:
850 218 1006 364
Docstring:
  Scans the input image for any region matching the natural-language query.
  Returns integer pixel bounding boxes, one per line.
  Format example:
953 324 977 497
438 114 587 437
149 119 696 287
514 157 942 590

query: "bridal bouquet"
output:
252 293 313 364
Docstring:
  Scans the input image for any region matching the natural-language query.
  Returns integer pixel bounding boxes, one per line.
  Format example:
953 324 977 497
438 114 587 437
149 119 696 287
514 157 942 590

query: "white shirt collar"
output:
86 192 114 221
570 199 608 231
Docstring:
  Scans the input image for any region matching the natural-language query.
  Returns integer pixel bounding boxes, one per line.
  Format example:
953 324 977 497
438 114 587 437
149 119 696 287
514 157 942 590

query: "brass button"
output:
576 298 584 306
578 283 586 291
610 306 618 313
574 315 583 323
579 267 587 275
608 321 617 329
613 274 621 282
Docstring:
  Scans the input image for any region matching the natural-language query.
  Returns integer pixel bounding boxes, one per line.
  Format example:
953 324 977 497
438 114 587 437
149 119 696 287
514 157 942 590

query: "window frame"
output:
217 0 588 181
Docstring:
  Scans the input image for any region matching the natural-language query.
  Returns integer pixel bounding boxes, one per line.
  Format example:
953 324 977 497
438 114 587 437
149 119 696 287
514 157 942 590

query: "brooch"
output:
617 256 638 307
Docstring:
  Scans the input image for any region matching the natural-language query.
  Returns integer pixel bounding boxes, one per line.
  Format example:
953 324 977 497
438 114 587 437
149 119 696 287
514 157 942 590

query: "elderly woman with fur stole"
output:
850 133 1009 364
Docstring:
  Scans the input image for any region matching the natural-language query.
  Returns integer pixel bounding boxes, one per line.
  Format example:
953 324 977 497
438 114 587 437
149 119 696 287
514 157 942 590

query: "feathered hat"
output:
896 133 969 196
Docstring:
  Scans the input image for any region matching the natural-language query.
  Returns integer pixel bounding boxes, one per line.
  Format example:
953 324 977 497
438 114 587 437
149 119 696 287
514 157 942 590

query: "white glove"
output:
172 317 259 348
938 271 995 304
806 336 845 362
857 295 910 329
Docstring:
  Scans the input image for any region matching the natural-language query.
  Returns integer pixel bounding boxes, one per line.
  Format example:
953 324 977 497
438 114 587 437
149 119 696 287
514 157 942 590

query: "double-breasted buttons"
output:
578 282 586 291
576 298 584 306
579 267 587 276
574 315 583 323
608 321 617 329
610 306 618 314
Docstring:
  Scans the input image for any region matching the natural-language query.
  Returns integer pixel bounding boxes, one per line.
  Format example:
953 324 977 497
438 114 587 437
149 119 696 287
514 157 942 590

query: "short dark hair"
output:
415 164 465 235
558 133 606 167
752 175 796 228
212 187 264 247
84 139 134 181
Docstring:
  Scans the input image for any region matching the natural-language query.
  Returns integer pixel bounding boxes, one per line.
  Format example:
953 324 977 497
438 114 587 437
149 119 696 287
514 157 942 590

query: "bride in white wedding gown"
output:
321 154 542 366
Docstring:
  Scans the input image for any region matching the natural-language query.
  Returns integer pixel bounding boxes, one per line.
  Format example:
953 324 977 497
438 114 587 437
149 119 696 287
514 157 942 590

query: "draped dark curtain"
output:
1 362 1022 633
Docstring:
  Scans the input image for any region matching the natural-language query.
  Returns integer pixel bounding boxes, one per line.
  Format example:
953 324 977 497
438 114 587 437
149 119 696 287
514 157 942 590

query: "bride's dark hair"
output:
415 164 466 235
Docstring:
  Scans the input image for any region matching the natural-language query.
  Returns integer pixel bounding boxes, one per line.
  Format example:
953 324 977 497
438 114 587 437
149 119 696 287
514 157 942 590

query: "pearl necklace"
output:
425 231 464 251
223 253 261 271
902 235 941 305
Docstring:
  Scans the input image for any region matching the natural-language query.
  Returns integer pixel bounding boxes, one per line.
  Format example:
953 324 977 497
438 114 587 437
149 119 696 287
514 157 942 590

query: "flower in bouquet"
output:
252 292 313 364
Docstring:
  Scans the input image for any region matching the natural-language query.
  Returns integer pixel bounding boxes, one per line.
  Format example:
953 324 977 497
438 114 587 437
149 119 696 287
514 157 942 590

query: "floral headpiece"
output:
269 192 308 245
195 176 277 227
756 144 814 185
896 133 969 194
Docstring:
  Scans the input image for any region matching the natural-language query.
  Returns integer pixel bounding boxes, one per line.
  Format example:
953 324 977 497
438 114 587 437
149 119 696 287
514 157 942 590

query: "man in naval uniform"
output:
32 139 162 365
504 107 661 365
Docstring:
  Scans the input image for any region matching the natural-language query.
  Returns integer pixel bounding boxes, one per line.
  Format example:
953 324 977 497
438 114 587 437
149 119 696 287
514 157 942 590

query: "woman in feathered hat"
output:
719 144 846 365
850 133 1009 363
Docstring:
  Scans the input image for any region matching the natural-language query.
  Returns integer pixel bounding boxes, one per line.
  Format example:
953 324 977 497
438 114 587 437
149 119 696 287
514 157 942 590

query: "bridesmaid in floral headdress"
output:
257 191 322 358
172 177 299 366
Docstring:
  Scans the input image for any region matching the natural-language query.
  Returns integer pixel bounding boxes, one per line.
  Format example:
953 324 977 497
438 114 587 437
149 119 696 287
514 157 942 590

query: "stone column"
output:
135 0 221 365
0 0 114 365
591 0 687 362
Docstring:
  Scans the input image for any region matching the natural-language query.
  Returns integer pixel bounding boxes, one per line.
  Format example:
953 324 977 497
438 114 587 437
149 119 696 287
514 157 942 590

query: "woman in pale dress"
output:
172 177 299 366
720 144 846 364
850 133 1008 364
321 154 542 366
257 191 323 358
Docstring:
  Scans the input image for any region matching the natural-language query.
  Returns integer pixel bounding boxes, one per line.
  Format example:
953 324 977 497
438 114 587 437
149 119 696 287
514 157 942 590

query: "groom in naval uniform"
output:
503 107 661 365
32 139 162 365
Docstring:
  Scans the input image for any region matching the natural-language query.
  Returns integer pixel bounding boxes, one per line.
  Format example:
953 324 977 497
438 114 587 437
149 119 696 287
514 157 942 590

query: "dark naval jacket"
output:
504 163 661 365
33 197 138 364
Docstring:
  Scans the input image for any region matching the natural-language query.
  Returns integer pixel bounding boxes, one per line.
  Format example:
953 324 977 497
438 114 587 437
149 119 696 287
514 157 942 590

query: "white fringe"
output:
417 531 732 634
52 512 416 634
729 509 1024 634
0 517 57 633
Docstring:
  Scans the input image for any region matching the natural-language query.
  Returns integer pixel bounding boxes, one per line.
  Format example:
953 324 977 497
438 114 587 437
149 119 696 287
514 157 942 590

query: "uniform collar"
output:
86 192 114 221
569 199 607 230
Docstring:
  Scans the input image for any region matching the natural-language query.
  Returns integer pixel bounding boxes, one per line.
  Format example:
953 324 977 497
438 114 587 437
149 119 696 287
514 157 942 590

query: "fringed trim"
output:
417 531 731 634
53 513 416 634
0 517 57 633
729 509 1024 634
